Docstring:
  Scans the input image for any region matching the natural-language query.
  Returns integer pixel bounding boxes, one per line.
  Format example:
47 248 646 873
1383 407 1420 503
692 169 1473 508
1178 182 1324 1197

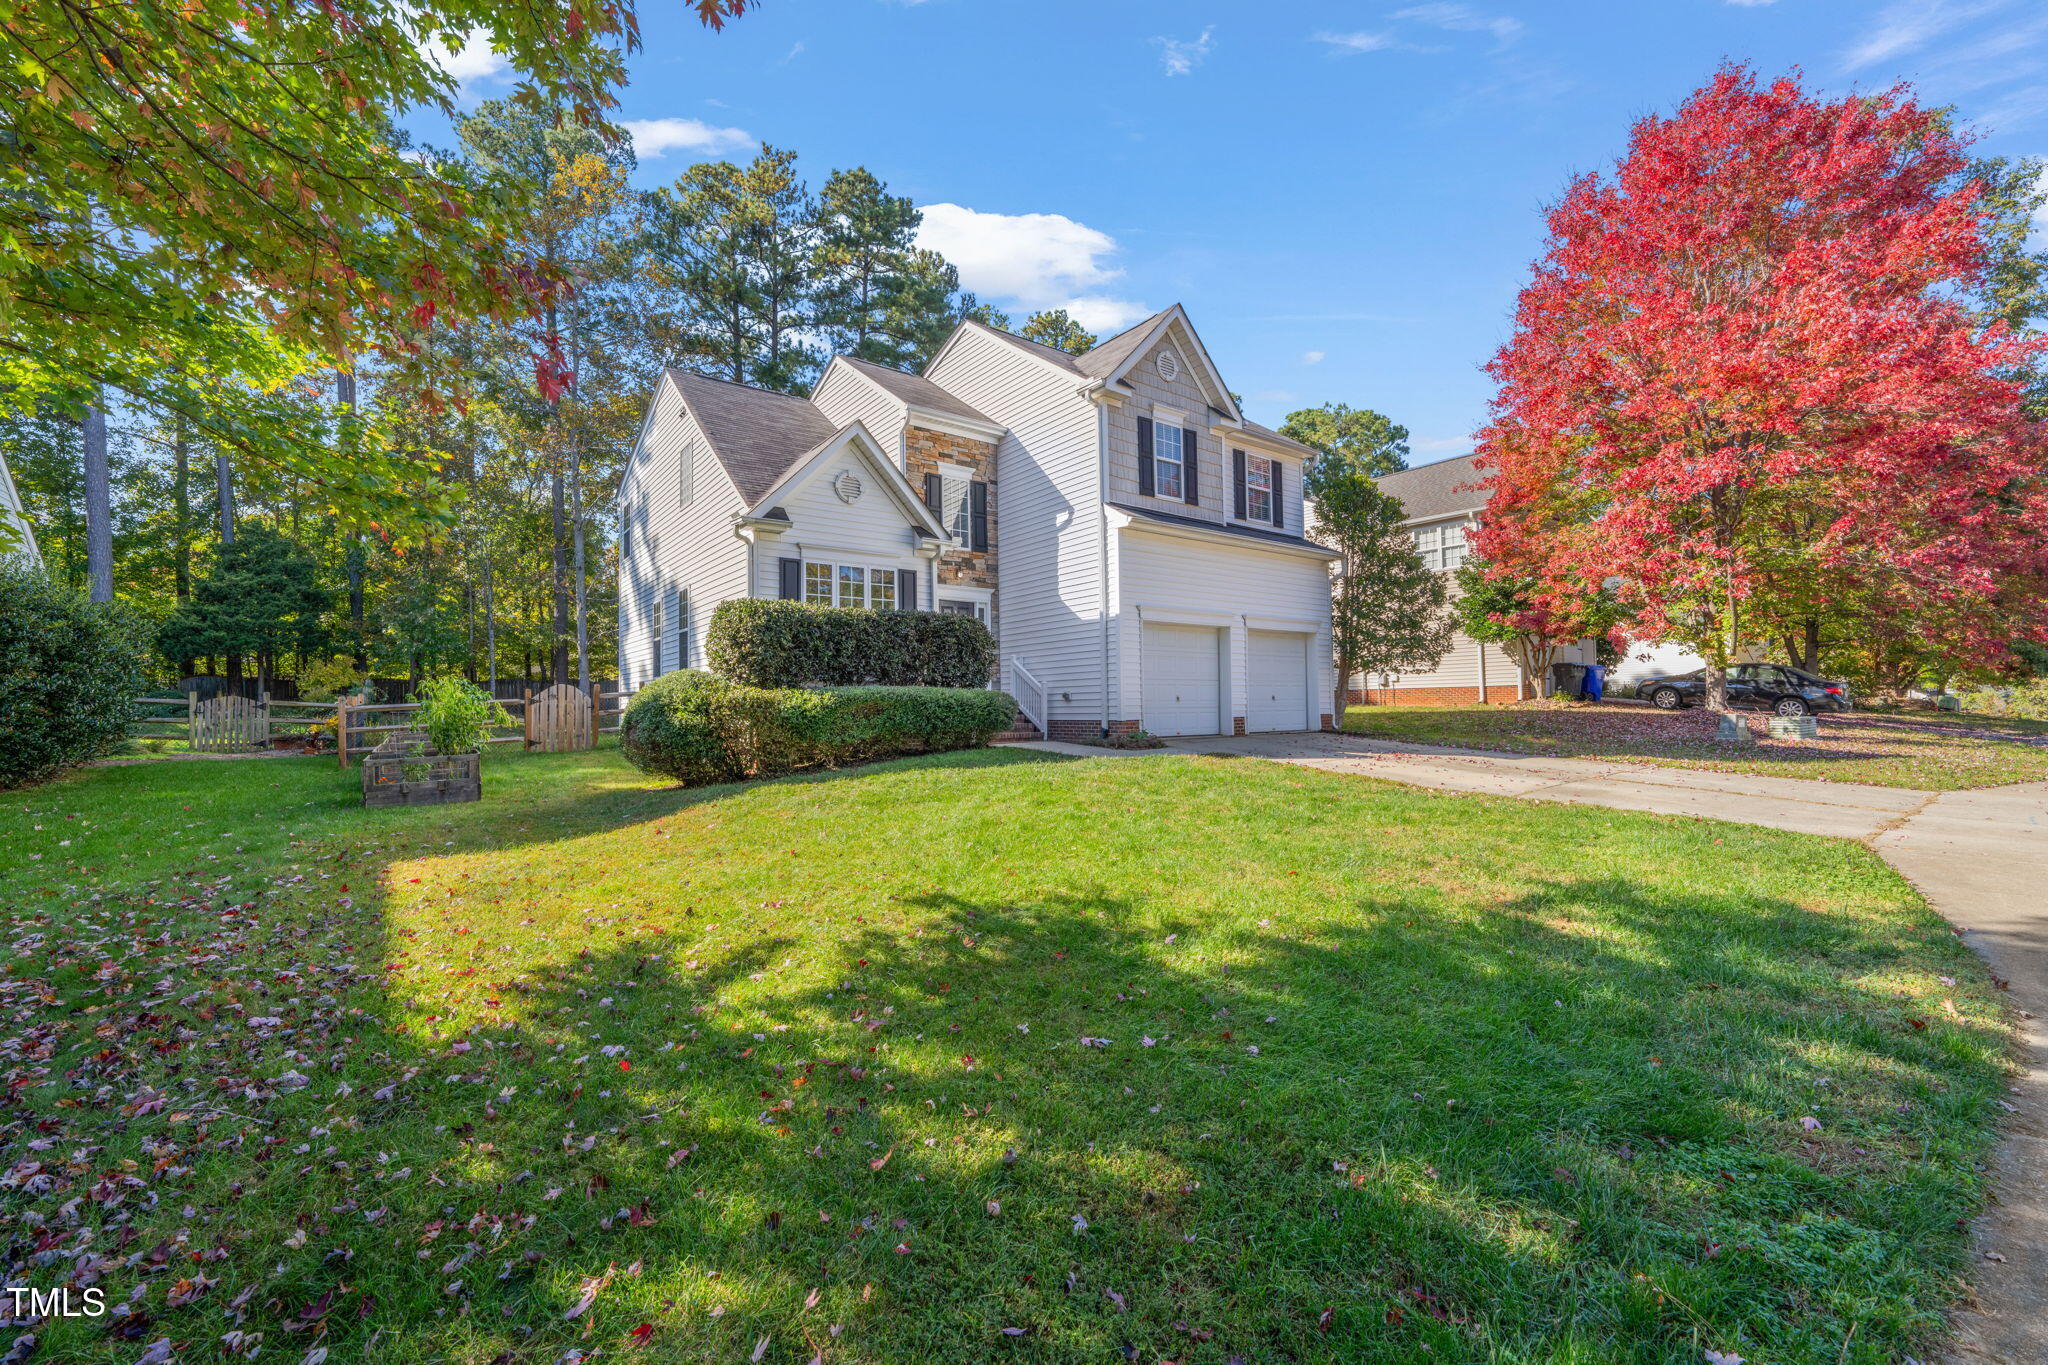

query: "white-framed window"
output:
649 593 664 677
1245 454 1274 523
802 561 902 610
1412 522 1468 572
804 562 834 606
938 599 987 625
678 441 694 506
1153 424 1185 500
939 465 972 541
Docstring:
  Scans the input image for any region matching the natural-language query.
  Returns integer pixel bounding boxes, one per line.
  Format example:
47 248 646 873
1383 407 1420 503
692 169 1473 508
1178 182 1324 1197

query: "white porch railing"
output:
1010 658 1049 735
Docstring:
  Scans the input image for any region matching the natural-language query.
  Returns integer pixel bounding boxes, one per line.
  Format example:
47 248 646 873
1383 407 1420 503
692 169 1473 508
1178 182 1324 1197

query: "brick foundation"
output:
1232 716 1246 735
1349 684 1527 707
1319 713 1336 732
1046 718 1142 743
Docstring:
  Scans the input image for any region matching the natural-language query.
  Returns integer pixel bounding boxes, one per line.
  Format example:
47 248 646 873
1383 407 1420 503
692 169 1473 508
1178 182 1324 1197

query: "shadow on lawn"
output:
6 755 2006 1365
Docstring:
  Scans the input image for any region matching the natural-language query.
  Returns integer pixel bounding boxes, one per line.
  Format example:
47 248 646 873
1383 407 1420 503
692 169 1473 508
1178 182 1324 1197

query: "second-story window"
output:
1413 522 1468 571
1153 424 1185 500
1245 455 1274 522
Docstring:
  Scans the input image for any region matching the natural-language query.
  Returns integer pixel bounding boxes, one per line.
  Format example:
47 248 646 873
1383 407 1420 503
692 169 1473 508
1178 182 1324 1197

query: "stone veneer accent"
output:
903 425 997 624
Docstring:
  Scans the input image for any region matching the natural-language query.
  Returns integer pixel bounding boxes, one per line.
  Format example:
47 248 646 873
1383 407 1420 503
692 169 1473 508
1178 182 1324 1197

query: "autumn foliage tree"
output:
1475 67 2048 711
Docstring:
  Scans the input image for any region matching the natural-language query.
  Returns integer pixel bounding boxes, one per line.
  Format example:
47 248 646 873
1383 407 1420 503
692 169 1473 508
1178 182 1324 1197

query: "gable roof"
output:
1072 308 1174 379
744 420 952 540
667 369 838 505
1375 453 1488 522
837 356 996 426
1234 418 1321 460
964 319 1089 374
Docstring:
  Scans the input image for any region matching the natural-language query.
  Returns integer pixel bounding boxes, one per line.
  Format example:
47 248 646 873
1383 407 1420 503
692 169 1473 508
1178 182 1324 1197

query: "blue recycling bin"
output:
1581 664 1606 702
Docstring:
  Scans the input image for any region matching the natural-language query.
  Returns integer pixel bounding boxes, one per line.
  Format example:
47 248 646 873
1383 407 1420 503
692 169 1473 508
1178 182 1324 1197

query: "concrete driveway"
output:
1167 731 2048 1363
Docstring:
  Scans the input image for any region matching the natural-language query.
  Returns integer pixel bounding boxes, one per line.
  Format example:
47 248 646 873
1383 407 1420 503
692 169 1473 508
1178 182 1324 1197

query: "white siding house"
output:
0 449 38 565
617 306 1340 739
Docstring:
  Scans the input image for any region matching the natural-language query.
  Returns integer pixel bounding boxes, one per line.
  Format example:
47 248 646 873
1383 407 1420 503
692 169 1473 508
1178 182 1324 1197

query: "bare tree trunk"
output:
214 449 235 544
572 453 589 692
484 557 497 694
82 399 112 602
337 368 366 671
172 415 191 602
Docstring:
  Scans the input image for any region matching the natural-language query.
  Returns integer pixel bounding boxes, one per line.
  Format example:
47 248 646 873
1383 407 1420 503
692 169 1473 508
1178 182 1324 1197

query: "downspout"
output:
1091 387 1112 738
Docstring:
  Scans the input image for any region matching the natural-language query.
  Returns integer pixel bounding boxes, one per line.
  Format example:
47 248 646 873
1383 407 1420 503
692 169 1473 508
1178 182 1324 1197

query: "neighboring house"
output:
0 449 39 566
617 306 1340 740
1356 453 1596 705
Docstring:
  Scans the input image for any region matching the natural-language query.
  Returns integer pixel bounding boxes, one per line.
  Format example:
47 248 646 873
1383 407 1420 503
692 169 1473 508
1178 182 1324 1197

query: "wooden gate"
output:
526 683 594 752
192 693 270 752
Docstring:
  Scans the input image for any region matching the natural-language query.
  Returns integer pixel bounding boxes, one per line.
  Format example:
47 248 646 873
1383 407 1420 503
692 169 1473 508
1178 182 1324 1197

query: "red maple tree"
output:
1474 66 2048 708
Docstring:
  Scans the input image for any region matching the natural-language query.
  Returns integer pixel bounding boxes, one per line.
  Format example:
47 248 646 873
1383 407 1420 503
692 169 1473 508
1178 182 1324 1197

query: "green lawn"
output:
1343 701 2048 790
0 748 2013 1363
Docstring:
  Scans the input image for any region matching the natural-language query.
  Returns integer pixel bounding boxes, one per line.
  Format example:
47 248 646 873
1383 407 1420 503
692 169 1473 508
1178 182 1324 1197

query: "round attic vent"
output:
1155 350 1181 383
833 470 864 504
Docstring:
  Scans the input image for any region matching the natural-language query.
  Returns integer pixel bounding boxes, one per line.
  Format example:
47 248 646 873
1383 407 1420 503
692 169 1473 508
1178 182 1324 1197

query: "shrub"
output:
707 599 996 689
0 562 148 788
621 670 1016 786
411 677 513 754
1957 679 2048 721
620 671 747 787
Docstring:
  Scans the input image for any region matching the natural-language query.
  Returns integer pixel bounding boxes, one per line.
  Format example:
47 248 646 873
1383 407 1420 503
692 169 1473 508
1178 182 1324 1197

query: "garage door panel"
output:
1248 629 1311 733
1141 623 1222 737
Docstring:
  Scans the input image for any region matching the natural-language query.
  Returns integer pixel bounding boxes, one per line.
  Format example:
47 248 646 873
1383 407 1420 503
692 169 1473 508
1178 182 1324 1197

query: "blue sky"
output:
435 0 2048 465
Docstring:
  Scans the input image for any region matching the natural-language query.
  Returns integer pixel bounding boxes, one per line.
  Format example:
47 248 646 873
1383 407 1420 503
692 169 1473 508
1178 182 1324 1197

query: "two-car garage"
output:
1138 621 1315 737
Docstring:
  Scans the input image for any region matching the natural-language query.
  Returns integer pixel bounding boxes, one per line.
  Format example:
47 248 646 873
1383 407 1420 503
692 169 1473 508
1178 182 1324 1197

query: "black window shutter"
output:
969 481 989 551
924 473 942 518
1271 462 1285 527
1136 417 1155 497
778 557 801 600
898 569 916 610
1233 449 1247 519
1181 428 1200 505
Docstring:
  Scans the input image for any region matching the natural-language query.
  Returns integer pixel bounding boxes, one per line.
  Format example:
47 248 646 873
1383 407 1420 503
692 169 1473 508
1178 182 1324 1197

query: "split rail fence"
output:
128 692 340 752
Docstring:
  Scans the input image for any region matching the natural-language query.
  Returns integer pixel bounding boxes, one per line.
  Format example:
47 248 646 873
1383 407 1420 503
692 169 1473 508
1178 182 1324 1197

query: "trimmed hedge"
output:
620 670 1017 786
0 562 148 788
707 599 996 689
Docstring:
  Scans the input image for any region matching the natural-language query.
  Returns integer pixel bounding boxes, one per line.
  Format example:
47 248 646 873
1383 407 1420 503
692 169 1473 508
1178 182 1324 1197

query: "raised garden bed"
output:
361 731 481 807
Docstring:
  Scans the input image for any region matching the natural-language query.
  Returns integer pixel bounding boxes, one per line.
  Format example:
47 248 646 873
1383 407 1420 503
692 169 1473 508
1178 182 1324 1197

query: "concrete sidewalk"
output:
1163 731 2048 1363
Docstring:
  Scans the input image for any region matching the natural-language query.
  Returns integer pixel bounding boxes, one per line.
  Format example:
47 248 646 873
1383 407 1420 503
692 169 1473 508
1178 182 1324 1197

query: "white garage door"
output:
1248 629 1312 733
1141 623 1223 737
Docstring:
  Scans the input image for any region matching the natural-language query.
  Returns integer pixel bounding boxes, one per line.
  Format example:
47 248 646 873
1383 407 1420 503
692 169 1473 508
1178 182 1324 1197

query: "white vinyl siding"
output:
926 326 1107 732
1114 526 1334 731
743 435 929 603
617 379 749 693
810 362 910 469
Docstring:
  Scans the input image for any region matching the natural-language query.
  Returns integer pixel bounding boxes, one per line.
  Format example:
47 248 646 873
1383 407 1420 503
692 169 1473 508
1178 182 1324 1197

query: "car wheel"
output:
1774 697 1810 717
1651 688 1682 710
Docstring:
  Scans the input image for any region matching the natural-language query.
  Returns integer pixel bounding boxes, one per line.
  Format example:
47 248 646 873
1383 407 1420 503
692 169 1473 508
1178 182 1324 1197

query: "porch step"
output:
990 720 1043 744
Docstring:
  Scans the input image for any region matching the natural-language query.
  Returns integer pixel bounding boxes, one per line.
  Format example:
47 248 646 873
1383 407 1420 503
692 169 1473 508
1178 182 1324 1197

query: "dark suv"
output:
1633 664 1853 716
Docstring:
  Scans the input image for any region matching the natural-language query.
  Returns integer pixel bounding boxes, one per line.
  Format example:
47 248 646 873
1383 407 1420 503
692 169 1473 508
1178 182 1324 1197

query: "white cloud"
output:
1392 3 1523 47
1980 84 2048 130
1842 0 2005 71
914 203 1148 331
622 117 755 160
1301 350 1326 365
1313 30 1400 54
422 30 509 86
1155 26 1216 76
1725 0 1777 6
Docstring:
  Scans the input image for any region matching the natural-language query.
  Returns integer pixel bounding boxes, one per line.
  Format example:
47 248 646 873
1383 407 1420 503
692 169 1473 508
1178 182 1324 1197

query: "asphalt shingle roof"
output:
839 357 996 427
1108 502 1338 555
1375 453 1488 522
667 369 839 506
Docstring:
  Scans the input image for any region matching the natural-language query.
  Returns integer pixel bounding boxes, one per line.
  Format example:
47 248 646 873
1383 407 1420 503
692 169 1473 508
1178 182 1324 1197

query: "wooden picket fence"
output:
338 684 630 768
128 692 340 752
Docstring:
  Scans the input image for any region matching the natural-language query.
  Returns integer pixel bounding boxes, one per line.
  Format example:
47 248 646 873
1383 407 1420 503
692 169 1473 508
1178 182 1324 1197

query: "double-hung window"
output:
1245 454 1275 523
1412 522 1469 571
1153 424 1185 500
801 561 901 609
941 468 971 541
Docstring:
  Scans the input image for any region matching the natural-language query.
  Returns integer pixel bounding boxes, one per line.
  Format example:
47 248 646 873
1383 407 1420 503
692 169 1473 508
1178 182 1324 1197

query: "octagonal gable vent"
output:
1155 349 1181 383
